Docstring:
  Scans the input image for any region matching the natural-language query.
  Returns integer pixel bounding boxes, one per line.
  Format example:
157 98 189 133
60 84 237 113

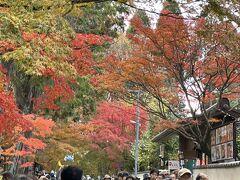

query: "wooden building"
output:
152 98 240 169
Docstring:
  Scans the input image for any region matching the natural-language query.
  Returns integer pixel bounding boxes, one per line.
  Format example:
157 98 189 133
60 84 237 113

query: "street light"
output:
129 90 141 177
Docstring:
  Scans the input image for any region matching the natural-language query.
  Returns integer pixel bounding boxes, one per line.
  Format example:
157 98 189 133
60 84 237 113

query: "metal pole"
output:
134 90 140 177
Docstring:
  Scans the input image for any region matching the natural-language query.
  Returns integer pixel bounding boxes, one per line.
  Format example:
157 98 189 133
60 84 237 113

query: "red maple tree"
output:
98 10 240 154
33 33 111 111
0 67 55 167
87 101 147 165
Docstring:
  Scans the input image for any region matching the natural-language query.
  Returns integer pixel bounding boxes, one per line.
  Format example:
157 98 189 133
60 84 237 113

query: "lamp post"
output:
129 90 141 177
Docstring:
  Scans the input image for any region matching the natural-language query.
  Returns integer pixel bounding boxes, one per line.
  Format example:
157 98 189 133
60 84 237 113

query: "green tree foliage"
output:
133 123 179 171
47 76 100 122
236 128 240 158
0 0 75 113
134 131 158 171
201 0 240 25
163 0 181 15
65 1 129 37
162 137 179 161
35 122 90 171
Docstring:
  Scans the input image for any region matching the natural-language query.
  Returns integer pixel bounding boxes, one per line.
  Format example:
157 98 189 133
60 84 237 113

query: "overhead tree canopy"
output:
1 0 240 173
98 5 240 155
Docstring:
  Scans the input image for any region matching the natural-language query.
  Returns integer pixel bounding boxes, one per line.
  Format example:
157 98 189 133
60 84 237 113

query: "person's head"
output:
117 172 123 180
196 173 208 180
150 169 159 180
159 170 168 178
178 168 192 180
27 175 38 180
61 166 83 180
156 174 163 180
46 174 51 179
2 171 13 180
39 176 48 180
125 176 135 180
103 174 111 180
143 173 149 180
122 172 129 180
169 174 176 180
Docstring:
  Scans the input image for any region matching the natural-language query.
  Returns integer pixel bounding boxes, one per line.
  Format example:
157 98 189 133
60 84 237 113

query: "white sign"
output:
168 160 180 170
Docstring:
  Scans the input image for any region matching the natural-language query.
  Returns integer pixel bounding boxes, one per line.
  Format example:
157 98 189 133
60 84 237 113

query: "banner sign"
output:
168 160 180 170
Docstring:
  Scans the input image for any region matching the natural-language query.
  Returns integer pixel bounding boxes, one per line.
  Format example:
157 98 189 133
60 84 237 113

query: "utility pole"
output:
134 90 140 178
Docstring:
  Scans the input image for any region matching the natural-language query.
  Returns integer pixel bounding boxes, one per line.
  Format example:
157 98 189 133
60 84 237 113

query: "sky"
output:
124 1 163 29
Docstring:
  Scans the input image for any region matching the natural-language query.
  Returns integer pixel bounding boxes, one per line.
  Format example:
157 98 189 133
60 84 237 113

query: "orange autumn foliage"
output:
97 9 240 151
32 33 110 111
72 34 111 76
98 11 240 122
0 67 55 166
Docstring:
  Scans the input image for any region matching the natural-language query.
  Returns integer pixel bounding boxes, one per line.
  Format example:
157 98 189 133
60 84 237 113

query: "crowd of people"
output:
112 168 208 180
0 166 208 180
146 168 208 180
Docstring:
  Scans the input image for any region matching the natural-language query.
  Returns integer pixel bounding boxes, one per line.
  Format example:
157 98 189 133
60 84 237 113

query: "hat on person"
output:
159 170 168 175
103 174 111 180
178 168 192 177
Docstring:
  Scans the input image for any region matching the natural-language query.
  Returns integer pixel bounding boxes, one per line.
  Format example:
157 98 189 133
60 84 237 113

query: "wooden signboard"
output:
211 123 236 162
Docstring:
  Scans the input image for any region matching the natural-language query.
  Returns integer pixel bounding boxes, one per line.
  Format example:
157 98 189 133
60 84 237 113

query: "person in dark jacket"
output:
61 166 83 180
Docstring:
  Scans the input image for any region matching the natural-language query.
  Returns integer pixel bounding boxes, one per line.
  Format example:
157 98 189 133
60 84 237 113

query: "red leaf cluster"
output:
87 101 147 159
20 162 34 168
34 73 75 111
0 67 31 137
21 32 46 42
71 34 111 76
98 8 240 128
0 66 54 160
0 40 16 54
33 33 111 111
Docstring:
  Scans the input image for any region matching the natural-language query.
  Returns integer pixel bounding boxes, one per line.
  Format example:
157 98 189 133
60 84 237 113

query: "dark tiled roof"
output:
152 129 176 142
194 161 240 169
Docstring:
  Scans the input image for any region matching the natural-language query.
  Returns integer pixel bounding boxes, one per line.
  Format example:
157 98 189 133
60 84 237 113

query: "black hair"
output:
143 177 150 180
61 166 83 180
122 172 129 177
196 175 201 180
117 171 129 178
117 172 123 177
196 174 205 180
125 176 135 180
150 169 159 176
